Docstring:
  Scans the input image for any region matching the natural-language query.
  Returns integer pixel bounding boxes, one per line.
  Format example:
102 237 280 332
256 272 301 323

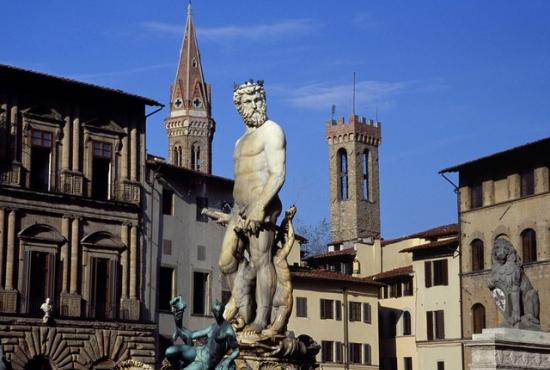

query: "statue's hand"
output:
239 205 264 234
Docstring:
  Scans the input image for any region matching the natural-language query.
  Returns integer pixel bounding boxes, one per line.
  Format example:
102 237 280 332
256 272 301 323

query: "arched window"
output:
338 149 348 200
173 145 181 167
362 150 369 200
471 239 484 272
191 143 201 171
521 229 537 263
472 303 486 334
403 311 412 335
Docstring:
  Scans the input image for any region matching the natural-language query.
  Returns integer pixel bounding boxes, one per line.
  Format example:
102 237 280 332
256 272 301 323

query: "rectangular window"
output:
470 183 483 208
335 300 342 321
349 343 362 364
437 361 445 370
363 303 371 323
30 130 52 192
403 277 413 296
321 341 334 362
163 239 172 255
404 357 413 370
196 197 208 222
335 342 343 363
349 301 361 321
363 344 371 365
426 260 448 287
296 297 307 317
320 299 334 319
162 189 174 215
27 250 56 315
193 271 209 315
92 142 112 200
391 281 402 297
197 245 206 261
159 266 175 311
520 169 535 197
427 310 445 340
90 257 117 320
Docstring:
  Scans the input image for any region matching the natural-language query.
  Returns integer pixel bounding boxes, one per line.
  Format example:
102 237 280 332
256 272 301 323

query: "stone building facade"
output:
164 4 214 174
326 115 381 243
143 157 233 355
440 137 550 369
0 64 161 368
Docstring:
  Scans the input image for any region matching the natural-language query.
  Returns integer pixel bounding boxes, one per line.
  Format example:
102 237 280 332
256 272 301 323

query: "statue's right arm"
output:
191 325 212 339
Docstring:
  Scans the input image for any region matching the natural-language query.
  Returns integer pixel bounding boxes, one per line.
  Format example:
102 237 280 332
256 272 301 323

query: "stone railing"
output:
119 180 141 205
0 162 23 187
60 170 84 196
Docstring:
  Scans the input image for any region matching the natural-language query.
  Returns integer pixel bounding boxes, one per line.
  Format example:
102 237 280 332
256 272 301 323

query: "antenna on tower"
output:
352 72 356 117
331 104 336 121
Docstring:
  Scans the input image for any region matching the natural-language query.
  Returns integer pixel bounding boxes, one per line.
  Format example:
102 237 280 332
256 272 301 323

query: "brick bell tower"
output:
326 115 381 244
165 3 214 174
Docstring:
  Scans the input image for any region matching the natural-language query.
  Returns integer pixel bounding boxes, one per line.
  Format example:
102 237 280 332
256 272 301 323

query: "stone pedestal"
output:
467 328 550 370
59 292 81 317
0 289 18 313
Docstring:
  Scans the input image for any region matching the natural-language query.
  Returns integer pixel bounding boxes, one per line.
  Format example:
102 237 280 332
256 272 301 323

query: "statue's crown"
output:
233 79 264 92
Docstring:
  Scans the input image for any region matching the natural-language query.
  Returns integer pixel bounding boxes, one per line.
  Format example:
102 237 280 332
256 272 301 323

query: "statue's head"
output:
211 300 225 321
233 80 267 128
492 238 520 267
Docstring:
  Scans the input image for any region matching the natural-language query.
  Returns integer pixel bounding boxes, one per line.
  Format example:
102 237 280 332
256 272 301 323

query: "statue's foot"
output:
261 328 277 337
243 321 264 334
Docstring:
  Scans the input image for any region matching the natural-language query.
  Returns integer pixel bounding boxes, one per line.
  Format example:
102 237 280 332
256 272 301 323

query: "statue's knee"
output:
165 345 177 359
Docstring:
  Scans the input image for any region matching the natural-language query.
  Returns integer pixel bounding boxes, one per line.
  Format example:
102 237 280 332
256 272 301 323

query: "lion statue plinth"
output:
487 238 540 331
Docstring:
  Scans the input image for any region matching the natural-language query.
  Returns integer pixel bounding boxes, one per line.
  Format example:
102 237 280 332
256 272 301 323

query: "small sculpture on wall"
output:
487 238 540 330
40 297 53 324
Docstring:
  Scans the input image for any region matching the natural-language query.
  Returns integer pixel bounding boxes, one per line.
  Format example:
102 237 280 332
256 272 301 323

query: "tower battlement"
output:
326 115 382 147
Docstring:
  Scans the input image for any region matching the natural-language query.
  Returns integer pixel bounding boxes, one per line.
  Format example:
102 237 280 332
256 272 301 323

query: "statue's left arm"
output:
245 122 286 226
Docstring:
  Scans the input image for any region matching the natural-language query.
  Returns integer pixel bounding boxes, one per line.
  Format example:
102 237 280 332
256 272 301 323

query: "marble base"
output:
467 328 550 370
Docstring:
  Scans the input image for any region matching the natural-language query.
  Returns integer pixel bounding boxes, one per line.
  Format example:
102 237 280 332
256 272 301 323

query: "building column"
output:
72 110 80 172
0 208 5 289
5 209 16 290
120 223 129 299
70 217 79 294
129 224 137 299
62 114 72 170
121 130 129 180
130 126 137 181
61 215 70 293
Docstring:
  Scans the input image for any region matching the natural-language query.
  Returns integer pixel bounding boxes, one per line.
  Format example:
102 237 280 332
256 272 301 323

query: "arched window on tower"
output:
471 239 484 272
173 145 182 167
472 303 486 334
521 228 537 263
338 149 348 200
362 150 369 200
191 143 201 171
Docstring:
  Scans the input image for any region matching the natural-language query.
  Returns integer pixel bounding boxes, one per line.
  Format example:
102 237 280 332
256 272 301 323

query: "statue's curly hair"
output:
492 238 521 268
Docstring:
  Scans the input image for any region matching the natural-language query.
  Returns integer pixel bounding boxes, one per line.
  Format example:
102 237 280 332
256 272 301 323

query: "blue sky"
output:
4 1 550 238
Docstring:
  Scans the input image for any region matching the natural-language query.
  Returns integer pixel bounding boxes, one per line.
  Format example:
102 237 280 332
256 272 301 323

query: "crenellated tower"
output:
326 115 381 244
165 3 214 174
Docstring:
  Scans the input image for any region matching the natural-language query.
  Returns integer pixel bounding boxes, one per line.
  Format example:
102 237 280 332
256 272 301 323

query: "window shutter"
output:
320 299 325 319
363 344 371 364
436 310 445 339
442 259 448 285
425 261 432 288
335 300 342 321
363 303 371 323
426 311 434 340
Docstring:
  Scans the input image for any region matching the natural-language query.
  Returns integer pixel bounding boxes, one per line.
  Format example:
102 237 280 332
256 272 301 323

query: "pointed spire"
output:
170 1 210 116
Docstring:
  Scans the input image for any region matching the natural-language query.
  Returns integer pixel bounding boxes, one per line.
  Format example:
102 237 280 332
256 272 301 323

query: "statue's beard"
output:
242 107 267 128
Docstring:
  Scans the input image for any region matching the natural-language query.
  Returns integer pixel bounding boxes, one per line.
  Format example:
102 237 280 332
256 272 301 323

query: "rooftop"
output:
290 266 382 286
303 247 356 260
399 237 459 253
440 136 550 173
0 63 162 106
370 265 413 280
146 157 234 185
382 223 458 246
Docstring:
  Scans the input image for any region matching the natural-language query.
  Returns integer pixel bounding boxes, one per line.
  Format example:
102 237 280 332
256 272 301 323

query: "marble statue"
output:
40 297 53 324
165 297 239 370
206 80 286 335
487 238 540 330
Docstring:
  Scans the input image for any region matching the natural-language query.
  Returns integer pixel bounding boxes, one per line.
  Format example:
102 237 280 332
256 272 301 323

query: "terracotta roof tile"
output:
399 237 459 253
290 266 382 286
303 248 356 260
369 265 413 280
382 223 458 246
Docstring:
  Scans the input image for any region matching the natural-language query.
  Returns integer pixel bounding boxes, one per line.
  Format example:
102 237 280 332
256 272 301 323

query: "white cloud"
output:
140 19 318 41
274 79 446 111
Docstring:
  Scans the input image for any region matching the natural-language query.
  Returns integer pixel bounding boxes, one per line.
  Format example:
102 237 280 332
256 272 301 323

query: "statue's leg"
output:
219 218 241 284
233 261 255 324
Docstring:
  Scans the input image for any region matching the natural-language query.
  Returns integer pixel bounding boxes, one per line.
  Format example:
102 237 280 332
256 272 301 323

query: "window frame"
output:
159 265 176 312
349 301 362 322
192 270 210 316
295 296 308 318
521 228 537 263
320 298 334 320
337 148 348 201
471 239 484 272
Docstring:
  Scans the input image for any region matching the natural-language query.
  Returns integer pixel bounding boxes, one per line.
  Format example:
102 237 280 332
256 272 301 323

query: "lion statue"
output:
487 238 540 330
